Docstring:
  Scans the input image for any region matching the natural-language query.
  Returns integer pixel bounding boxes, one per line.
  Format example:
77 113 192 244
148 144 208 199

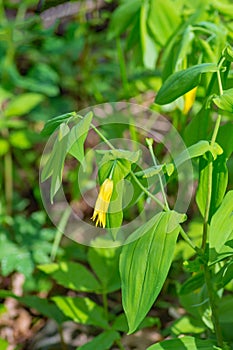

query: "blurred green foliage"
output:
0 1 233 349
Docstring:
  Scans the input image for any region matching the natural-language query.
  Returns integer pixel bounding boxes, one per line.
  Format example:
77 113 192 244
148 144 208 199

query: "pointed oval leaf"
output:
108 0 141 39
87 246 121 293
68 112 93 163
155 63 218 105
174 140 210 167
120 211 181 333
209 190 233 265
213 88 233 112
52 296 108 329
196 155 228 220
147 336 217 350
38 261 101 292
41 112 76 136
78 330 120 350
4 93 44 118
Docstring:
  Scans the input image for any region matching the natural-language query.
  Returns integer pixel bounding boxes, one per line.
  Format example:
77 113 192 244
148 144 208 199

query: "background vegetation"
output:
0 0 233 349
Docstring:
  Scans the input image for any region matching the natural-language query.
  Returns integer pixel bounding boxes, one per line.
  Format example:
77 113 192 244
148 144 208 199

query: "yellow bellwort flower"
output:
91 178 114 228
183 87 197 114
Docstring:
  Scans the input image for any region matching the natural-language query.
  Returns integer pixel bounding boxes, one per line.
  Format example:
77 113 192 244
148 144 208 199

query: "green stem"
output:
216 69 223 96
201 160 213 251
204 265 223 348
201 66 223 250
76 113 166 210
130 171 166 210
179 226 199 254
50 207 71 261
4 133 13 216
201 63 224 347
90 123 115 150
75 114 114 150
146 139 170 210
115 339 126 350
0 1 7 23
116 37 129 94
102 292 109 321
58 325 68 350
15 3 27 24
210 114 221 147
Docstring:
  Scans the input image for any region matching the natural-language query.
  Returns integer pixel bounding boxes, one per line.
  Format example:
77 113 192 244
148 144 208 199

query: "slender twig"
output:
91 123 115 150
146 138 170 210
130 171 166 210
50 207 71 261
179 226 199 254
116 37 129 94
201 61 225 347
58 325 68 350
102 292 108 321
4 149 13 216
204 265 223 348
115 339 126 350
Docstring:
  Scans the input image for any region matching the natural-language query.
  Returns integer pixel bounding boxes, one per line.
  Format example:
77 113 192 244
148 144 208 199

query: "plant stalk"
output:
201 65 224 347
179 226 199 254
146 139 170 210
102 292 109 321
204 265 223 348
130 171 166 210
116 37 129 94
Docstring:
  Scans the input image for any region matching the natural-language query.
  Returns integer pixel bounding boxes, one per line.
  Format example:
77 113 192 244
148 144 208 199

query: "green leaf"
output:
174 141 211 167
41 113 92 203
212 0 233 16
38 261 101 292
4 93 44 118
0 87 12 105
0 291 67 324
179 272 205 295
52 296 108 329
217 122 233 158
171 316 205 335
135 165 163 178
77 330 120 350
41 123 70 203
41 112 76 136
223 45 233 62
108 0 141 39
135 163 174 178
0 337 8 350
112 313 160 333
0 233 34 277
120 211 182 333
184 107 211 147
0 139 9 156
196 155 228 220
213 88 233 112
148 0 181 47
147 336 217 350
9 131 31 149
155 63 218 105
215 260 233 290
87 246 121 293
209 191 233 265
140 1 158 69
68 112 93 164
96 149 140 164
19 295 67 325
219 296 233 323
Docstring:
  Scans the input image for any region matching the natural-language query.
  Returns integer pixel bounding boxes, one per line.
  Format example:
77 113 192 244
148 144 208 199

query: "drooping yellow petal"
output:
91 179 113 228
183 87 197 114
